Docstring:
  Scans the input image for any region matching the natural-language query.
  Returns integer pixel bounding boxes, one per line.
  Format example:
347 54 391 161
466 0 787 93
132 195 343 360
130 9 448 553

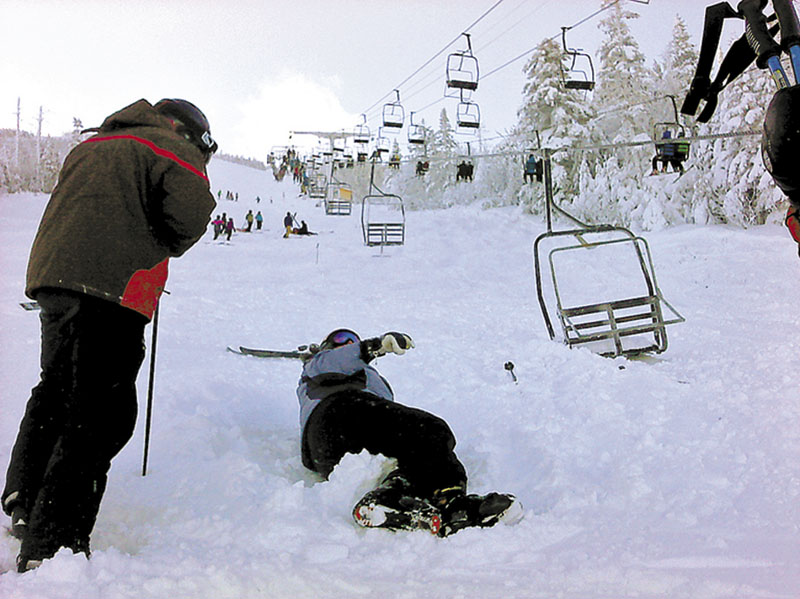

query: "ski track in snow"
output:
1 159 799 598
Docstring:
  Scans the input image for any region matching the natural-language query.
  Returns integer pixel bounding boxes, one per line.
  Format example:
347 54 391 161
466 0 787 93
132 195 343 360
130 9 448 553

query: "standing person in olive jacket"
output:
2 98 217 572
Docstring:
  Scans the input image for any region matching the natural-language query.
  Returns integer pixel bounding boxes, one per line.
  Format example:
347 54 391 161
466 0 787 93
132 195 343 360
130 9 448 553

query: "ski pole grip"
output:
773 0 800 50
739 0 782 68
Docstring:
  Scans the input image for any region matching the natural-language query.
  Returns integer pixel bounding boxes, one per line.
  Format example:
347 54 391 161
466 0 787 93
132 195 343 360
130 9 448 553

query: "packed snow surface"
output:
1 158 798 598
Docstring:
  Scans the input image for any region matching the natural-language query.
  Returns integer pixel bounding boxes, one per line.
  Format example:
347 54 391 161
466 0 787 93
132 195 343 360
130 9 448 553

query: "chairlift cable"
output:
371 0 550 119
381 128 759 167
481 0 627 82
362 0 643 138
360 0 506 117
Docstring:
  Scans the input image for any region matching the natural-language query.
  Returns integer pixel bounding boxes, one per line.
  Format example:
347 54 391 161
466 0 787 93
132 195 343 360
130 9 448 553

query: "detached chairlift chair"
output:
446 33 479 95
532 152 683 358
382 90 405 129
561 27 596 93
361 158 406 247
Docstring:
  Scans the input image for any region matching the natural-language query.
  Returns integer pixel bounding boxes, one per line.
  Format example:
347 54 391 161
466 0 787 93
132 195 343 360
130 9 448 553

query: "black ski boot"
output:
353 471 442 535
3 493 28 541
433 488 523 537
9 505 28 540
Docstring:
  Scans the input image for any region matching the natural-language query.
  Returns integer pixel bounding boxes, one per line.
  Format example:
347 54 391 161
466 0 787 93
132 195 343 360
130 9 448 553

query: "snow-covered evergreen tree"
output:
706 66 783 225
593 0 651 141
514 37 594 213
569 0 651 226
654 15 698 99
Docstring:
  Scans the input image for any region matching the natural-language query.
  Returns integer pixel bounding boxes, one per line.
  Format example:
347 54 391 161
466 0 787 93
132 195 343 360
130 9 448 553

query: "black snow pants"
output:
2 289 146 561
302 391 468 499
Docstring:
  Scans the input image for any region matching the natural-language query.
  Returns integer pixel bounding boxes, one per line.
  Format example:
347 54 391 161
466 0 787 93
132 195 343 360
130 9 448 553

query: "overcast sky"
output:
3 0 713 158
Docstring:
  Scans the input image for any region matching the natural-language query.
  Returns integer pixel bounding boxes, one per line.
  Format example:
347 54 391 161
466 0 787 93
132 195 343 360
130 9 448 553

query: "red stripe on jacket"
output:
83 134 209 180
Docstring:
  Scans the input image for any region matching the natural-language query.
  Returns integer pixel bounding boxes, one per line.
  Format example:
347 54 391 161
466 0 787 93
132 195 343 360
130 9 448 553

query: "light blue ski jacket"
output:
296 342 394 433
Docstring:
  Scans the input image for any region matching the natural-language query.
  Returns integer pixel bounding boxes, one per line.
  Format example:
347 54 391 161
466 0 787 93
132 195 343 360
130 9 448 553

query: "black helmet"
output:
762 86 800 204
320 328 361 351
155 98 218 161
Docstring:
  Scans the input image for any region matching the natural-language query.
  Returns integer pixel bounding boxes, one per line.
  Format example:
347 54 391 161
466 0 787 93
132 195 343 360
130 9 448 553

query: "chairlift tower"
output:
291 129 356 214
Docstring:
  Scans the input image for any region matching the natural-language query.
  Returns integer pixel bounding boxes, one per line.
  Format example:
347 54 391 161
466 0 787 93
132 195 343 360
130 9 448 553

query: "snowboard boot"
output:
353 471 442 535
16 554 43 573
433 488 523 537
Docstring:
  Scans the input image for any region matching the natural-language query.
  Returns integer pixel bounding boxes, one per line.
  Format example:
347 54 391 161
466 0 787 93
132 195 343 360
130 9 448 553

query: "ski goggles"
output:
323 329 361 349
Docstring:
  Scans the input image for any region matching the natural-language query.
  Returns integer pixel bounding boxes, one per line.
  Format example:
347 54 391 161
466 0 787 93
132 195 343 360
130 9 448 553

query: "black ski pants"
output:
303 391 468 499
3 290 146 561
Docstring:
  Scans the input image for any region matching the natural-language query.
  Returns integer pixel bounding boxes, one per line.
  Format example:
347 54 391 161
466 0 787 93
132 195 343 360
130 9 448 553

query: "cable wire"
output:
360 0 506 116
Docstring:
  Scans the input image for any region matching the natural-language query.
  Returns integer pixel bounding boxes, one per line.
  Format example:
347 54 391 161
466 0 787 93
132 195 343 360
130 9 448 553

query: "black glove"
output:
361 332 415 361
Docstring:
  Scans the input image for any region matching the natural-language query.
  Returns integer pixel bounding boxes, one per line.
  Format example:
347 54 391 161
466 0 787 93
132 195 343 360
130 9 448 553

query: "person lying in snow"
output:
296 328 523 536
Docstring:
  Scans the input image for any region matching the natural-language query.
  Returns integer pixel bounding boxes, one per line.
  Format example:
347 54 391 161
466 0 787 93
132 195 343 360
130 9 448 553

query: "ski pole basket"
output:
533 225 684 358
325 184 353 215
361 193 405 246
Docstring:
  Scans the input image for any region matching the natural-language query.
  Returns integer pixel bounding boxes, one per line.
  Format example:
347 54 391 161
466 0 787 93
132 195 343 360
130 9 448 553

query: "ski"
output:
227 346 313 361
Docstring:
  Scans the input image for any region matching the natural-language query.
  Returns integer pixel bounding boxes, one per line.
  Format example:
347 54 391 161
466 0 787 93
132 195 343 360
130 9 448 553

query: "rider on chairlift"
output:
651 129 688 175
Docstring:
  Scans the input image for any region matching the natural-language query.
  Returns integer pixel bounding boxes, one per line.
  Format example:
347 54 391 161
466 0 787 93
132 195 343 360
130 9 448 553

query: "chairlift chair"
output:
375 128 391 154
456 100 481 134
446 33 479 94
308 173 328 199
533 225 684 358
354 114 371 144
561 27 595 92
382 90 405 129
325 183 353 215
408 112 426 145
653 96 690 166
361 193 406 246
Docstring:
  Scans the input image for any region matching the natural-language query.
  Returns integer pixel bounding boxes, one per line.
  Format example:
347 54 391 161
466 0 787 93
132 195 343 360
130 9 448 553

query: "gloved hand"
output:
362 332 415 360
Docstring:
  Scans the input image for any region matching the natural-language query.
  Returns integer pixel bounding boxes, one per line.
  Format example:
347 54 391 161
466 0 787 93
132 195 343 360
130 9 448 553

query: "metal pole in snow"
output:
141 301 160 476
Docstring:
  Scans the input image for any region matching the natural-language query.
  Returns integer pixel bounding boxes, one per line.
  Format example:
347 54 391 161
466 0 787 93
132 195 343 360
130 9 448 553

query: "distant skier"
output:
225 217 234 241
296 328 522 537
212 214 224 239
293 220 316 236
245 209 254 232
523 154 540 184
283 211 293 238
255 210 263 231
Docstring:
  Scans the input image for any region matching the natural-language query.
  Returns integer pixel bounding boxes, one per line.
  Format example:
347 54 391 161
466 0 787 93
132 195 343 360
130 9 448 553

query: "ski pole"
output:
141 296 163 477
504 361 518 384
739 0 791 88
773 0 800 82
